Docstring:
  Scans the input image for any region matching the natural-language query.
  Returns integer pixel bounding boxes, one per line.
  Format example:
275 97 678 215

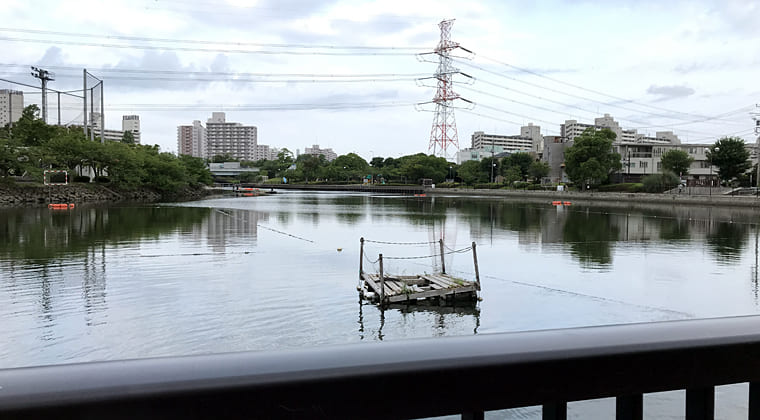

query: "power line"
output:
0 27 428 51
0 72 418 84
476 54 739 122
58 101 416 112
454 58 745 126
0 63 428 78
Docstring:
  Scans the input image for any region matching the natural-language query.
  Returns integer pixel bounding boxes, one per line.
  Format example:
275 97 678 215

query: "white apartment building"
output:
205 112 258 161
455 146 510 165
177 120 207 158
0 89 24 127
255 144 280 161
471 131 534 153
520 123 544 154
122 115 141 144
303 144 337 161
561 114 680 145
89 113 141 143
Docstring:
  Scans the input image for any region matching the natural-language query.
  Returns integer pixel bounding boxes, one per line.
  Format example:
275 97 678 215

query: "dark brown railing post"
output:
616 394 642 420
750 382 760 420
543 402 567 420
686 387 714 420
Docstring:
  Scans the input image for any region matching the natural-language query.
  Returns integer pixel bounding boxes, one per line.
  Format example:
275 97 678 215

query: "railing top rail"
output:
3 315 760 419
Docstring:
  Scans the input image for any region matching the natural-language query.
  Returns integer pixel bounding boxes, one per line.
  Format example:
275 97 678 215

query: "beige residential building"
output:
0 89 24 127
205 112 258 161
303 144 337 161
177 120 207 158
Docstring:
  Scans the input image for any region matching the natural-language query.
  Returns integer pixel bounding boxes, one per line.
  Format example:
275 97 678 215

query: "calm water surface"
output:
2 191 759 418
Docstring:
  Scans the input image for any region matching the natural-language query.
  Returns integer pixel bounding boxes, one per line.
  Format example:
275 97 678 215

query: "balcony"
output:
1 316 759 419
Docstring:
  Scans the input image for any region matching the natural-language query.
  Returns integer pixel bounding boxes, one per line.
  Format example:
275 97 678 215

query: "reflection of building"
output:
0 89 23 127
204 209 268 253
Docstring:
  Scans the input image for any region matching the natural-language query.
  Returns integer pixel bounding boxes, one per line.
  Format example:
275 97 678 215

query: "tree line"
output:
215 149 550 186
0 105 212 191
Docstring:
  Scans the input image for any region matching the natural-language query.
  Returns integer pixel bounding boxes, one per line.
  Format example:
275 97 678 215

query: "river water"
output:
2 191 759 418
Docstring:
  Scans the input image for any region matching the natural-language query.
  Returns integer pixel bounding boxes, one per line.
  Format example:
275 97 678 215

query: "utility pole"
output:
83 69 88 137
30 67 55 123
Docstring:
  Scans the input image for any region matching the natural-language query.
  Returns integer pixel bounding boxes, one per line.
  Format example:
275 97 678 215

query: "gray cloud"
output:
37 46 66 66
646 84 695 101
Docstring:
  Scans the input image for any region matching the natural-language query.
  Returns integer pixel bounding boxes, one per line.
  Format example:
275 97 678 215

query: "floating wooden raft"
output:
358 238 481 305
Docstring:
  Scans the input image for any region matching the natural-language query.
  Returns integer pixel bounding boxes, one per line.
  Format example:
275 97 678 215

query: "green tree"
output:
397 153 449 184
527 161 550 183
479 157 500 183
11 105 55 147
504 166 521 185
564 128 622 188
641 171 679 193
504 152 533 180
370 157 385 168
660 149 693 176
211 154 236 163
457 160 483 185
296 154 326 182
178 154 213 185
707 137 751 182
121 130 135 144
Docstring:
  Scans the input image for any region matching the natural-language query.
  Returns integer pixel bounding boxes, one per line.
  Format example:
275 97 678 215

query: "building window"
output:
639 161 648 168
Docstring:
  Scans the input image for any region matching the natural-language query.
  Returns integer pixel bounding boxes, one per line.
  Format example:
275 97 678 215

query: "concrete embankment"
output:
0 183 208 207
427 188 760 208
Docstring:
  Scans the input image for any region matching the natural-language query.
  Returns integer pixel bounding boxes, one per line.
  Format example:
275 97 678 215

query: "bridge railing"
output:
2 316 760 419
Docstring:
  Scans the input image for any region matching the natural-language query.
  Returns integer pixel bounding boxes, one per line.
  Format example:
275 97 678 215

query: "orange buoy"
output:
551 201 562 205
69 203 75 208
563 201 572 206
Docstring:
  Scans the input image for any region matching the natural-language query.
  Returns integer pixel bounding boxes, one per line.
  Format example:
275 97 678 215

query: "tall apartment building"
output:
0 89 24 127
303 144 337 161
205 112 258 161
177 120 207 158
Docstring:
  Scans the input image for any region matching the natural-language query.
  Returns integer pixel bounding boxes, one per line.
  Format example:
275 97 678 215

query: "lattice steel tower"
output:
427 19 470 159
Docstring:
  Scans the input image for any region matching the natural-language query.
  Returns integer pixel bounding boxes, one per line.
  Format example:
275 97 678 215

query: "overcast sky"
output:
1 0 758 161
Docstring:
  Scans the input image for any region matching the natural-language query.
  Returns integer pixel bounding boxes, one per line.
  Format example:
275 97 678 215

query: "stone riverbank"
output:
0 183 209 207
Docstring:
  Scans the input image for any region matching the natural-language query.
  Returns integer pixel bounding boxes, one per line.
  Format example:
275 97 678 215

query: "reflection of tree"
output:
707 222 748 264
0 206 210 261
658 218 691 242
563 211 619 266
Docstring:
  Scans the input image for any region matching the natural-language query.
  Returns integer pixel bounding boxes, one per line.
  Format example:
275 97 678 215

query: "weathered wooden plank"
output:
364 277 381 295
422 275 453 289
386 284 478 303
398 277 426 286
385 281 402 295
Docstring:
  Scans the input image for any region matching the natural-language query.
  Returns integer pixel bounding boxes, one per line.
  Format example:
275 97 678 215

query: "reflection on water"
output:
2 193 760 372
357 298 481 341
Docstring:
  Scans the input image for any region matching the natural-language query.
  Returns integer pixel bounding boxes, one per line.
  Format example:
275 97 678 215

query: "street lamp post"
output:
449 166 453 182
491 163 496 183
